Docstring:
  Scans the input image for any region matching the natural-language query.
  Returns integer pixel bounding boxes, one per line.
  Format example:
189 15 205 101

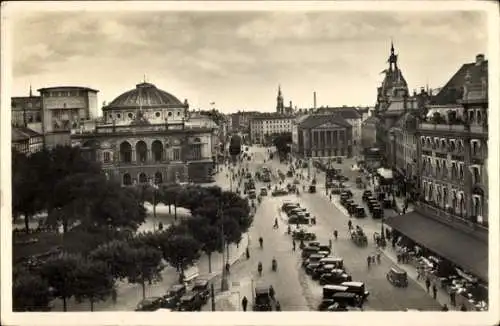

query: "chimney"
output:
476 54 485 66
313 92 317 110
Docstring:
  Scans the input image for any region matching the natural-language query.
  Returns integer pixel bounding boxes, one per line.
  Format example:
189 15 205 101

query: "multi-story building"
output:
230 110 261 133
39 86 99 148
249 113 294 144
71 82 216 184
11 126 44 155
11 87 43 132
292 114 352 158
385 53 488 287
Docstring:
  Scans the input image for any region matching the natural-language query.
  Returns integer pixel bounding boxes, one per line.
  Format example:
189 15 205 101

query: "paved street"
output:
219 146 441 311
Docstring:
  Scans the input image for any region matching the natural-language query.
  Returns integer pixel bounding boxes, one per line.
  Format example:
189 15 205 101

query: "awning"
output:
385 212 488 282
377 168 393 179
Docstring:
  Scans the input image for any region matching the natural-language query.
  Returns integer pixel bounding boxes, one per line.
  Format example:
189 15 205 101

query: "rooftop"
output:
314 106 362 119
37 86 99 93
298 114 351 129
106 82 185 109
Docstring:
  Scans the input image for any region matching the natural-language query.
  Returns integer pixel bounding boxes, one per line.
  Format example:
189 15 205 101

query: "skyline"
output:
10 9 488 113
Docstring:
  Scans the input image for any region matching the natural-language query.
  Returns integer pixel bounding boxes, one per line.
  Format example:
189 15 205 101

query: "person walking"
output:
246 247 250 259
425 278 431 293
275 300 281 311
292 240 296 251
241 296 248 312
432 283 437 300
450 289 456 307
441 304 449 311
111 287 117 305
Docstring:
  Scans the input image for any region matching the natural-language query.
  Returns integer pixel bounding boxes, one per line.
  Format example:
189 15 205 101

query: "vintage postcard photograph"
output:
1 1 498 326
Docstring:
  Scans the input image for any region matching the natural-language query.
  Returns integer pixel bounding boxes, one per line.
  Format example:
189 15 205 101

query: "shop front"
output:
384 211 488 311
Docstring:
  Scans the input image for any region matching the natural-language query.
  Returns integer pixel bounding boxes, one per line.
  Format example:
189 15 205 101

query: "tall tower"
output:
276 85 284 114
388 40 398 72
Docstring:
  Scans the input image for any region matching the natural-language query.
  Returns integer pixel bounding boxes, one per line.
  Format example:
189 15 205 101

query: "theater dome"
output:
107 82 184 108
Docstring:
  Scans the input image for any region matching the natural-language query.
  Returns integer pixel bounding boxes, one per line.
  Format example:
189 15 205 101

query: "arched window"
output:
442 160 447 178
473 197 481 217
152 140 163 162
120 141 132 163
436 161 441 177
443 187 448 207
459 195 465 215
123 173 132 186
452 192 458 211
154 171 163 185
459 164 464 179
138 172 148 184
436 187 442 206
428 184 434 202
136 141 148 163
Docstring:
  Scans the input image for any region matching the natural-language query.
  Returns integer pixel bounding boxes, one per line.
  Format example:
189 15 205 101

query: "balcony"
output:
419 123 465 132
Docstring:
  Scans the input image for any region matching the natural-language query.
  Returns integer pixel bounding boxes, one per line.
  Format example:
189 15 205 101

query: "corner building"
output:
71 82 215 185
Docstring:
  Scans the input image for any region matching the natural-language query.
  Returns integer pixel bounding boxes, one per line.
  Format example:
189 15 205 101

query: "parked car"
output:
340 281 370 301
162 284 186 309
319 270 352 285
192 279 210 303
386 266 408 287
136 297 165 311
178 292 204 311
253 284 273 311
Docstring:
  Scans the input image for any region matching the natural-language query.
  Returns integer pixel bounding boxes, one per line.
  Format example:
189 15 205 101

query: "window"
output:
442 160 447 178
477 110 482 123
117 113 121 119
123 173 132 186
103 151 111 163
168 112 173 117
459 164 464 179
469 111 475 123
173 148 181 161
155 112 161 118
128 113 134 119
472 166 481 184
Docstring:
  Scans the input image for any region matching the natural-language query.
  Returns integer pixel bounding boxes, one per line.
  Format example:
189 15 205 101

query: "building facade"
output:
361 115 380 149
292 114 353 158
417 54 489 230
71 82 216 185
38 86 99 148
11 126 44 155
249 113 294 144
11 87 42 130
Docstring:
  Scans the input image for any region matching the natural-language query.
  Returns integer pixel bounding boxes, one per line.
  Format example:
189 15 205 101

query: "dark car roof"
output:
333 292 358 298
255 285 270 294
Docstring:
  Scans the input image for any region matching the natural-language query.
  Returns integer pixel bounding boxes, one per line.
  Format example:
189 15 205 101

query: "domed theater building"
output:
71 82 216 185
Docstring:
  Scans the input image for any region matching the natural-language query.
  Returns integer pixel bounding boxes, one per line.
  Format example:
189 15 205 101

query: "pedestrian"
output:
366 256 371 268
416 266 422 280
432 284 437 300
329 239 332 250
397 253 401 264
246 247 250 259
241 296 248 312
292 240 296 251
460 304 467 311
450 289 456 307
329 194 332 201
441 304 449 311
225 262 230 275
275 300 281 311
269 285 275 300
376 252 381 264
425 278 431 292
111 287 117 305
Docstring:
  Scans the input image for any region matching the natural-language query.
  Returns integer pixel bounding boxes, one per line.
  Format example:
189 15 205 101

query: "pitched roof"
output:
431 57 488 105
298 114 351 129
17 126 42 137
12 128 30 142
315 106 362 119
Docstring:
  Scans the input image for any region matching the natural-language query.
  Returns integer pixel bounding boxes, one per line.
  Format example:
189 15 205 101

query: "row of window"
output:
108 110 183 120
122 171 164 186
45 91 84 97
422 157 482 184
422 182 483 217
420 136 483 154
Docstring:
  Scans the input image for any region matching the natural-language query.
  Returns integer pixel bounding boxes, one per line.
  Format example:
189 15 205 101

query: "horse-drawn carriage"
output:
349 226 368 247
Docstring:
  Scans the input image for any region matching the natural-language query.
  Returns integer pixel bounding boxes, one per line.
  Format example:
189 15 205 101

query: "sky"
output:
9 8 488 113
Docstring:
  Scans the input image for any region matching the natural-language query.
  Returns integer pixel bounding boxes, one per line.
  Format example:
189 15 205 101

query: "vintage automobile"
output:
317 257 344 270
341 281 370 301
271 189 288 197
288 215 309 225
301 246 320 259
311 263 337 280
286 170 293 177
336 157 342 164
292 229 317 241
354 206 366 218
341 190 353 198
178 292 204 311
260 187 268 196
253 285 273 311
309 185 316 193
319 269 352 285
302 253 326 268
328 292 362 309
136 297 165 311
371 208 383 219
322 285 349 300
362 190 373 201
386 266 408 287
162 284 186 309
282 202 299 212
192 279 210 303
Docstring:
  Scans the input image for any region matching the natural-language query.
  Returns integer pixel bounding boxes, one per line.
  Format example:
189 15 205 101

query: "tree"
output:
126 246 164 299
184 216 222 273
39 253 81 312
12 149 45 233
273 132 292 158
159 232 201 281
89 240 136 280
161 184 182 215
13 268 52 311
73 259 114 311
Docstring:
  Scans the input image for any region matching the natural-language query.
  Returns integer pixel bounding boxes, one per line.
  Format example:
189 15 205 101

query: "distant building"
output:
71 82 216 184
292 114 352 158
314 106 363 155
276 85 294 115
11 126 43 155
361 115 380 149
38 86 99 148
249 113 294 144
230 111 261 133
11 86 42 131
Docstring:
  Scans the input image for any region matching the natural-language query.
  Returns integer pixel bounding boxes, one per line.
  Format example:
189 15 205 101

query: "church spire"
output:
388 39 398 70
276 84 284 114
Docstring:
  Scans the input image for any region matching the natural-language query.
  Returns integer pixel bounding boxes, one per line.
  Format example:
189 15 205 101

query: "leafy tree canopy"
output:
13 267 52 312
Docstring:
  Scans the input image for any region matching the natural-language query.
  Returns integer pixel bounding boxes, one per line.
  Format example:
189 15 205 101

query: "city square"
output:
3 3 496 324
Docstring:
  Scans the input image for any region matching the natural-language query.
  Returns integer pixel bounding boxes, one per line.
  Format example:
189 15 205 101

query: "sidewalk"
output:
381 244 457 310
